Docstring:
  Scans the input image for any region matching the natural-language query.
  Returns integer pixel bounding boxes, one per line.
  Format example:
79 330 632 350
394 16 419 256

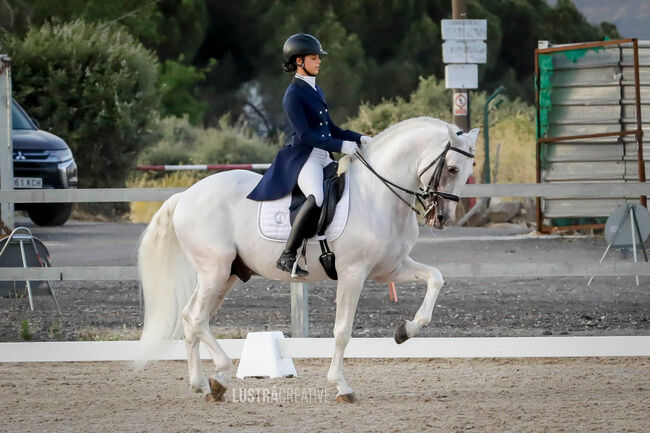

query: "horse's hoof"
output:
204 393 224 402
394 319 410 344
204 378 227 402
336 393 356 403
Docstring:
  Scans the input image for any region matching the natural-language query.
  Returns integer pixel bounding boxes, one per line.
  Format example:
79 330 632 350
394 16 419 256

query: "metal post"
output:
534 47 545 232
452 0 470 131
632 39 647 207
483 86 504 185
0 55 14 231
290 282 309 337
18 239 35 310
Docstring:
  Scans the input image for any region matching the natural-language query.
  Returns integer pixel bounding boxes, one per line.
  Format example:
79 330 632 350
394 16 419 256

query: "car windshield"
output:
11 101 36 130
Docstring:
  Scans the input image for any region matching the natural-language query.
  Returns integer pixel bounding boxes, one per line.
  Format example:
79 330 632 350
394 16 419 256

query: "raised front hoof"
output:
394 319 410 344
204 378 227 402
335 393 356 403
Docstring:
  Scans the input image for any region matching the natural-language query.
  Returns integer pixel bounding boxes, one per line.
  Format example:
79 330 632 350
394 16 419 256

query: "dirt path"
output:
1 358 648 432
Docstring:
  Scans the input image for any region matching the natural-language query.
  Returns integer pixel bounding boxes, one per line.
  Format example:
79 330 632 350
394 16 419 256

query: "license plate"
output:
14 177 43 188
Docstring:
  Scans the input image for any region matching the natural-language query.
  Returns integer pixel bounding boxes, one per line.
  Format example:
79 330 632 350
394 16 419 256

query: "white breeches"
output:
297 148 332 207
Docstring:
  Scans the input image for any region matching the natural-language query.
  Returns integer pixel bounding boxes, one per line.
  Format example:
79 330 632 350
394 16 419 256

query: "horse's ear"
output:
467 128 480 144
447 124 461 144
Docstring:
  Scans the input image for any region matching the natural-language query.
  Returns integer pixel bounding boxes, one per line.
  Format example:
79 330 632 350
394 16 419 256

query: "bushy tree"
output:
2 19 160 189
138 115 282 166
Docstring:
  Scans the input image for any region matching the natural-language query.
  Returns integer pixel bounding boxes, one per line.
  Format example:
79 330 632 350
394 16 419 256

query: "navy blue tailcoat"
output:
247 78 361 201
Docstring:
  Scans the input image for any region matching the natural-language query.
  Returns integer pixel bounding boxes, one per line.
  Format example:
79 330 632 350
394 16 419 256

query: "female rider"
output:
247 33 371 276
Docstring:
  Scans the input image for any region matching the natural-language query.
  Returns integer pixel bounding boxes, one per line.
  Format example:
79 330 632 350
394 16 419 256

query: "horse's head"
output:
420 124 478 229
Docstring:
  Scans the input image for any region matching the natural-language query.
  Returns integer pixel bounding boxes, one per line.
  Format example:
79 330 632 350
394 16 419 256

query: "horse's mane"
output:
367 117 454 150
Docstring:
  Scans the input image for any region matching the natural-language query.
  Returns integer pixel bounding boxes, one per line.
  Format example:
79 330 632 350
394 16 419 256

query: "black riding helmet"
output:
282 33 327 72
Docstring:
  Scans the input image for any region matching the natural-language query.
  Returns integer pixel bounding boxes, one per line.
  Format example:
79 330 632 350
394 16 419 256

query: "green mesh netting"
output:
536 45 605 166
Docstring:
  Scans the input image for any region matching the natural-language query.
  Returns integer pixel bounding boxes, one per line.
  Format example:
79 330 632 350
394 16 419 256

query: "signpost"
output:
442 6 487 131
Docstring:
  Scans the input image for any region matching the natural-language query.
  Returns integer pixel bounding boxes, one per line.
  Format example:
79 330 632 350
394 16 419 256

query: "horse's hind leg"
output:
182 264 238 401
379 256 443 343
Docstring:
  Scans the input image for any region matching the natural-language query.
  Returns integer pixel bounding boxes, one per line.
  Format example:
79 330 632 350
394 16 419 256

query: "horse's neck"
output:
356 129 430 194
351 129 429 217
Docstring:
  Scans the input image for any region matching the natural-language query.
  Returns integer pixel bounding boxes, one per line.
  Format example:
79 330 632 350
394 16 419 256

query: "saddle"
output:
289 161 345 279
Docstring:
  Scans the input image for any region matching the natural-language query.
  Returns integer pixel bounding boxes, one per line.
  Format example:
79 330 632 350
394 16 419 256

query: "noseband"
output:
354 131 475 216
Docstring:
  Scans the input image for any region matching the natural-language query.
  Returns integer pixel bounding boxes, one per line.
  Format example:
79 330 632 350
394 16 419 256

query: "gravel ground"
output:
1 358 648 432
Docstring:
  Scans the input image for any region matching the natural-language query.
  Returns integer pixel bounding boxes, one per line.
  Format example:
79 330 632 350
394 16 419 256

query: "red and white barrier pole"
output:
136 163 271 172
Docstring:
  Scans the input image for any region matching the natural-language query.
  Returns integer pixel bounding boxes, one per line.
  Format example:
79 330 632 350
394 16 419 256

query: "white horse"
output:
137 117 478 402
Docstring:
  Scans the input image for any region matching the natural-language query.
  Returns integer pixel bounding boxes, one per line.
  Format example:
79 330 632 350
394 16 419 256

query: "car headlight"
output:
58 158 78 187
50 148 73 162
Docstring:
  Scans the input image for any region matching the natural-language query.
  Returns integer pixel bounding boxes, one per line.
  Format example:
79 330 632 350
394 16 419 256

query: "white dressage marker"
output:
236 331 297 379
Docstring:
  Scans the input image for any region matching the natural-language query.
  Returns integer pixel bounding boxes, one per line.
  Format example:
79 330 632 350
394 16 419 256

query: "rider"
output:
247 33 371 276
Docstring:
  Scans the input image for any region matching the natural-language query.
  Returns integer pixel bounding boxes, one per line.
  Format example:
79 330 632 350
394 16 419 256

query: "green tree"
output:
2 19 160 189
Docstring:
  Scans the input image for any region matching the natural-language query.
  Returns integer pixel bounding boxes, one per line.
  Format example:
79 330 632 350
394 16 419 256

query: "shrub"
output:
131 115 283 223
138 115 282 166
2 19 160 190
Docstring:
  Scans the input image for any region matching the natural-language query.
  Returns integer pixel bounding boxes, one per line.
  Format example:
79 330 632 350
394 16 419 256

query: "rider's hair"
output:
283 55 304 73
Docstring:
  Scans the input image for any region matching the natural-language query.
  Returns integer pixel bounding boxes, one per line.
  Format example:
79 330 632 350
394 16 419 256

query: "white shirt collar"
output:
295 73 317 91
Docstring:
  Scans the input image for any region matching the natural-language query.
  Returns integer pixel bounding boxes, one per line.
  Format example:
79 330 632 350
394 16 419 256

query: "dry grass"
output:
473 114 537 185
127 171 206 223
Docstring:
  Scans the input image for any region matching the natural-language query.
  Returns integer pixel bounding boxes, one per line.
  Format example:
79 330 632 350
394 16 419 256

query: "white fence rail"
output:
1 182 650 203
2 336 649 362
1 262 649 281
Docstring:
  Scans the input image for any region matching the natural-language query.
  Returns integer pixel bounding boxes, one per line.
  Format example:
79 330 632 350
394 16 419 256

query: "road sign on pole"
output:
441 19 487 40
445 64 478 89
453 92 468 116
443 40 487 64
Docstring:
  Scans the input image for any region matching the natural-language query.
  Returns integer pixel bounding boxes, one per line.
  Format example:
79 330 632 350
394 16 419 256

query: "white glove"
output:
341 140 359 155
360 135 372 145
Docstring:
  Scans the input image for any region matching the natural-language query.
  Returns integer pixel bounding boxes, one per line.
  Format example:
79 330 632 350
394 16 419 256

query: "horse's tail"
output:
135 192 196 368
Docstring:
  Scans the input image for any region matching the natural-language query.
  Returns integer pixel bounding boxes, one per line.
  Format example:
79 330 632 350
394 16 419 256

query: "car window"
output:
11 101 36 130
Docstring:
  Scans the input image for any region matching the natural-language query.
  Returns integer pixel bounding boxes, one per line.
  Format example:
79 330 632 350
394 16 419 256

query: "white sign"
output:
445 64 478 89
466 40 487 63
443 40 487 64
441 19 487 40
453 92 468 116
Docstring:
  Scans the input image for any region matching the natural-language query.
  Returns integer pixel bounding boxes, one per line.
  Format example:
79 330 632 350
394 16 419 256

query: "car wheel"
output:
27 203 73 226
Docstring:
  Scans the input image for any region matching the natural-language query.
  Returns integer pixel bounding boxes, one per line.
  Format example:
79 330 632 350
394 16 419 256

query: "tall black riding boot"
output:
277 195 321 276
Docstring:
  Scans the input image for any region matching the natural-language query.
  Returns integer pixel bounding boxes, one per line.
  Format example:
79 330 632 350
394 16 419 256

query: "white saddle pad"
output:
257 173 350 243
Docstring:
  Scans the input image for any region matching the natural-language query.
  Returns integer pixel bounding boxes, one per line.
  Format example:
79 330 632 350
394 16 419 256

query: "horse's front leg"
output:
380 256 444 343
327 267 366 403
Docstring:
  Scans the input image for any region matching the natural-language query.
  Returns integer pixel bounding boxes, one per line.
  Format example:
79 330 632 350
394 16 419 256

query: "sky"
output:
547 0 650 40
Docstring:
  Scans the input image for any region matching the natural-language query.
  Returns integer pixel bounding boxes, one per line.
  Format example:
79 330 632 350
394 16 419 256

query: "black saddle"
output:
289 161 345 279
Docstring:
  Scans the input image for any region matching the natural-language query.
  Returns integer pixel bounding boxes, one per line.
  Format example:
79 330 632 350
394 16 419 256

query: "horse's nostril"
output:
437 214 445 223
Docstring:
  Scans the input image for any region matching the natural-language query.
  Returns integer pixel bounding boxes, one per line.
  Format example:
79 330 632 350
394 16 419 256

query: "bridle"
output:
354 131 475 217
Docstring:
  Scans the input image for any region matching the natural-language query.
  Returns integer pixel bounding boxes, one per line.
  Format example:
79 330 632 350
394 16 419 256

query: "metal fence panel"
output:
536 39 649 226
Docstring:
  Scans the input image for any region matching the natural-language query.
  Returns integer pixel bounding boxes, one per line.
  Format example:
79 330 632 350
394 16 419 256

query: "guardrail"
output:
1 262 649 281
2 182 650 203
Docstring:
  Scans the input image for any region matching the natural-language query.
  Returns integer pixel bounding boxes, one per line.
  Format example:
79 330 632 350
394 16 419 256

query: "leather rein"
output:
354 132 475 216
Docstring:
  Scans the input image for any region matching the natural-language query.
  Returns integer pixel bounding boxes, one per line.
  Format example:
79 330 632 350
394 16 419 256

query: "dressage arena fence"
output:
1 182 649 359
2 336 650 363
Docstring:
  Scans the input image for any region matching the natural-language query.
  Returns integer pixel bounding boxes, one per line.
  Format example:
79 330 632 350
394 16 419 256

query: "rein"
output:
354 134 475 216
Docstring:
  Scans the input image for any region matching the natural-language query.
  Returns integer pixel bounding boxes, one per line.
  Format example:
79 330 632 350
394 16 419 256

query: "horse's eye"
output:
448 166 459 175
